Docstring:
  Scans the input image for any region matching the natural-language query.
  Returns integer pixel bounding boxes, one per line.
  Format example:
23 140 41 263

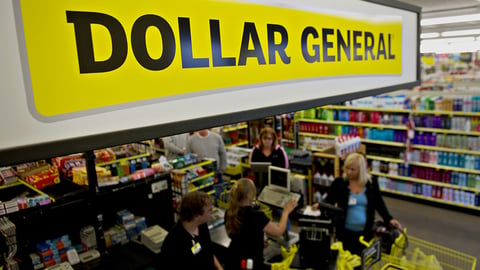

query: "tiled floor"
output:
382 196 480 265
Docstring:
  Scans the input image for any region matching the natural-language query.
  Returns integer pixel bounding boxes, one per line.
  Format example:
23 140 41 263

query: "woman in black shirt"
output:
225 178 297 270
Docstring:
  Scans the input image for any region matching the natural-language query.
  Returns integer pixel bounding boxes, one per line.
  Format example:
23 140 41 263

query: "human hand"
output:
390 219 402 230
283 199 298 214
311 203 319 211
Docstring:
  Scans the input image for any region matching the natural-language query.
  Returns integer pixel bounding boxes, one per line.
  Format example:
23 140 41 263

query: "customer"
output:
316 153 402 255
187 129 227 182
162 133 190 160
160 191 223 270
249 126 289 169
225 178 297 270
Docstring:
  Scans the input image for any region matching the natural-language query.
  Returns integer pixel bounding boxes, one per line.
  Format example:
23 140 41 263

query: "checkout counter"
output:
209 202 342 269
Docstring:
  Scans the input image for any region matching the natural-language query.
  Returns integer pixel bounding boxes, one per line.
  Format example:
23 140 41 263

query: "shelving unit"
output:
220 123 249 148
171 159 217 204
296 103 480 211
0 148 175 269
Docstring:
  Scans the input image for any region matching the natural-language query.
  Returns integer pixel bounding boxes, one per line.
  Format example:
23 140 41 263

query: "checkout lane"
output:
209 205 338 269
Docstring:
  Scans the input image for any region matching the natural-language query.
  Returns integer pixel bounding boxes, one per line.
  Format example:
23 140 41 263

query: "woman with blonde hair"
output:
225 178 297 270
322 153 401 255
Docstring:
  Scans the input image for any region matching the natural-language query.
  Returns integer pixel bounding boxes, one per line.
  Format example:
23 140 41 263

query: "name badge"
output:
191 242 202 255
348 197 357 205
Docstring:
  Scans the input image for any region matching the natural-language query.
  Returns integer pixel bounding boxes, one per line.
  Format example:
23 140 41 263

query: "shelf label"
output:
19 0 402 118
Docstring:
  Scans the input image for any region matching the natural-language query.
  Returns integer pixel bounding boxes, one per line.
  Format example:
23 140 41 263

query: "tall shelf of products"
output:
296 94 480 212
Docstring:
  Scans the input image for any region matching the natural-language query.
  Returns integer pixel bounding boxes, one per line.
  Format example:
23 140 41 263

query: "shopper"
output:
249 126 289 169
162 133 190 160
160 191 223 270
187 129 227 182
315 153 402 255
225 178 297 270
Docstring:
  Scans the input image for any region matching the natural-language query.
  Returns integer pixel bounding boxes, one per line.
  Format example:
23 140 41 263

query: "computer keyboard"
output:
258 186 300 208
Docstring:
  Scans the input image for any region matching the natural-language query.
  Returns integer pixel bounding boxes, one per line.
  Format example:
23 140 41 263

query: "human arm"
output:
263 199 297 237
217 136 227 173
371 177 399 227
214 255 223 270
163 137 186 156
278 145 289 168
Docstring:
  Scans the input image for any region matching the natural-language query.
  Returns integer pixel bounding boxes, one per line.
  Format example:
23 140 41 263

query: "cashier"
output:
160 191 223 269
225 178 297 270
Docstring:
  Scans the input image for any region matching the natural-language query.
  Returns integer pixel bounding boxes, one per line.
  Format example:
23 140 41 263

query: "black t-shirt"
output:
160 222 216 269
250 146 288 168
226 206 270 270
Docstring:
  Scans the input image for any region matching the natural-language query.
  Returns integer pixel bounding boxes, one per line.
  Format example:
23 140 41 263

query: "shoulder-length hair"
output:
342 153 371 186
258 127 278 150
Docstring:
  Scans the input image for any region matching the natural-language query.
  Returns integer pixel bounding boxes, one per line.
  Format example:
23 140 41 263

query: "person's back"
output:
226 206 270 269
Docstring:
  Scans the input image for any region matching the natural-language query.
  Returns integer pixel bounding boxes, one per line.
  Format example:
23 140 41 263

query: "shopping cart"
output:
332 228 477 270
374 228 477 270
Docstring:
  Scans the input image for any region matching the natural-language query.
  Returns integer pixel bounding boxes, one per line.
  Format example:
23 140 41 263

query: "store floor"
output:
382 196 480 264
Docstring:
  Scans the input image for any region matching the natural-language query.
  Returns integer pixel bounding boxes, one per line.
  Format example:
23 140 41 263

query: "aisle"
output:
383 196 480 264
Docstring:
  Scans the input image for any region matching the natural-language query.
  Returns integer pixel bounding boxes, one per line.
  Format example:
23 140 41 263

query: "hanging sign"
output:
20 0 402 118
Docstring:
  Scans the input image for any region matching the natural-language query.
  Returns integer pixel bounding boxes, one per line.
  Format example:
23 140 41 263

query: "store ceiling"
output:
398 0 480 33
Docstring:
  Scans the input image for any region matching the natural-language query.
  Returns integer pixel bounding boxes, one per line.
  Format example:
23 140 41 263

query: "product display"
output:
298 93 480 211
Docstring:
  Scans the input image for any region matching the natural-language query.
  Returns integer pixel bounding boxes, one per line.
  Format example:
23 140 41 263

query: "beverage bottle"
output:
130 160 137 173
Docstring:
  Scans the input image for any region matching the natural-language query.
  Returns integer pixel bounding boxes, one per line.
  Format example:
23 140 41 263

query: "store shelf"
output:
408 161 480 174
222 124 248 132
415 127 480 136
366 155 403 163
0 181 23 190
225 140 248 147
18 179 56 203
322 105 480 117
381 189 480 211
189 181 214 192
179 160 213 171
322 105 409 114
371 171 479 192
96 153 151 167
410 110 480 117
189 172 215 184
412 144 480 156
361 139 405 147
298 132 335 139
298 119 407 130
306 146 334 152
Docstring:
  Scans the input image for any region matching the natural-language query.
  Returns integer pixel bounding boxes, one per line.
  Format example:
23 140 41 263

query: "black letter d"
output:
67 11 127 73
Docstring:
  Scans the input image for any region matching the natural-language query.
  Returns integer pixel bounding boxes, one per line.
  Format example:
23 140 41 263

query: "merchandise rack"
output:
296 104 480 212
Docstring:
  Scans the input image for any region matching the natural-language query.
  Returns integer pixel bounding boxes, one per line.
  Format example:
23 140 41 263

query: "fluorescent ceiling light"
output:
421 37 475 45
421 41 480 53
421 14 480 26
421 32 440 39
441 29 480 37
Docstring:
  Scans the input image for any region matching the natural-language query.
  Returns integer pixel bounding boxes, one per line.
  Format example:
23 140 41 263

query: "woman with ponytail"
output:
225 178 297 270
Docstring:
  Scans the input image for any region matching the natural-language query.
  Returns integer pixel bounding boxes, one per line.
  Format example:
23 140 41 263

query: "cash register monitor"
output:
268 166 291 192
250 162 271 192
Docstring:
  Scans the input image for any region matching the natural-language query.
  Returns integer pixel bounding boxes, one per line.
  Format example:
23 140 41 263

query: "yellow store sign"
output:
19 0 402 117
